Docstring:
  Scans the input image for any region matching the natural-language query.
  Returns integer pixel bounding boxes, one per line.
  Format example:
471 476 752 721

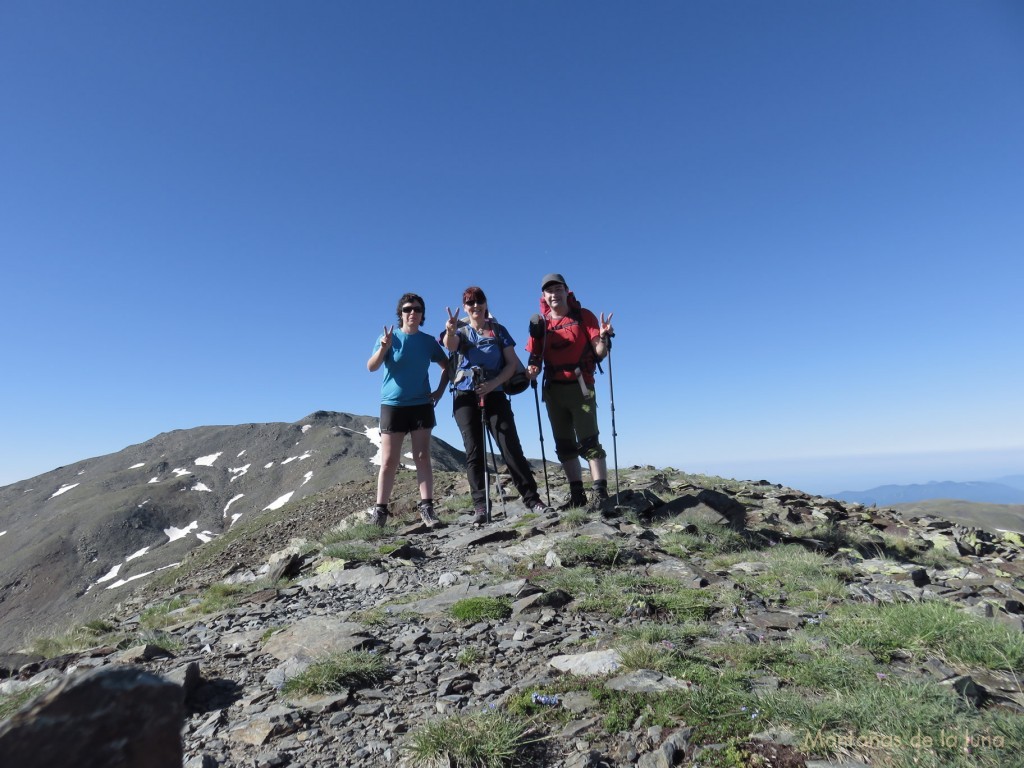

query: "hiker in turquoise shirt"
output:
367 292 448 529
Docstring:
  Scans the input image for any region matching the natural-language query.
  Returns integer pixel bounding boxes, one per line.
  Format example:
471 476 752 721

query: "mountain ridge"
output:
0 410 466 653
830 479 1024 507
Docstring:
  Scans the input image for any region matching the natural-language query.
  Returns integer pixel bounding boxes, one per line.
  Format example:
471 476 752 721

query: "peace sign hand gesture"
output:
599 312 615 338
380 324 395 349
445 306 461 334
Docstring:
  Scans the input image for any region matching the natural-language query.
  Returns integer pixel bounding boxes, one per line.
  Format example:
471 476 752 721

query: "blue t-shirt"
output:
373 329 447 406
452 322 516 393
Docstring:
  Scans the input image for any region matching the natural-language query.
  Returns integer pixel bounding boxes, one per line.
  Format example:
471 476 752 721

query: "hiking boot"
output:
472 505 488 526
588 489 612 514
418 500 440 528
559 491 589 510
527 499 555 514
369 504 389 528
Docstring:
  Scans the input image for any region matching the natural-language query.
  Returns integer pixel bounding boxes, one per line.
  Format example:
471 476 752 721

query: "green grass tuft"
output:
811 600 1024 669
280 651 390 696
404 709 543 768
450 596 513 622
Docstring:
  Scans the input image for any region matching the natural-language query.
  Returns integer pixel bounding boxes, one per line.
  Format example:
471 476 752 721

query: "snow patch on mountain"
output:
264 492 295 511
166 521 199 542
224 494 244 518
50 483 79 499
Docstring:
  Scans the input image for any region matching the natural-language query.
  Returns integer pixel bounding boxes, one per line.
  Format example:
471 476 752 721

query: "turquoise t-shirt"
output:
373 329 447 406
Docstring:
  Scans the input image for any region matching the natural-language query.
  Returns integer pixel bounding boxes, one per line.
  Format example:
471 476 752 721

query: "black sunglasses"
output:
465 299 485 307
401 305 423 313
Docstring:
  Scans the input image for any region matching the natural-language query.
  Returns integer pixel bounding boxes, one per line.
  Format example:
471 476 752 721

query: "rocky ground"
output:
2 466 1023 767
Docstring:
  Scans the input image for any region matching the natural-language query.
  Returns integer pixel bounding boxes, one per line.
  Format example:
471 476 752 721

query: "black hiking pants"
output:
453 391 541 508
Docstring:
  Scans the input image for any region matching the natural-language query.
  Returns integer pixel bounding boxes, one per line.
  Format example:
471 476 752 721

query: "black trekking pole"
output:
531 380 551 506
606 334 620 499
482 410 508 520
527 314 551 506
479 395 492 523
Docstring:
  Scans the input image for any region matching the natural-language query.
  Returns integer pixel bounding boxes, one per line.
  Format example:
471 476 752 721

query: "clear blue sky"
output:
2 1 1022 494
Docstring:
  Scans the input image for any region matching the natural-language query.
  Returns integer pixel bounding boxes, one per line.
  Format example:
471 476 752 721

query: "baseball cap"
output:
541 273 566 291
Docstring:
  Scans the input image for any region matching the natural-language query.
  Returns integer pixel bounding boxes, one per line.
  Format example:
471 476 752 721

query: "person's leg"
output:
486 393 541 504
409 427 434 501
544 385 586 505
454 393 486 506
377 430 404 504
572 391 608 499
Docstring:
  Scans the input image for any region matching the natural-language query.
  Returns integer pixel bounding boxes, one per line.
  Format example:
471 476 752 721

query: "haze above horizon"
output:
2 1 1021 495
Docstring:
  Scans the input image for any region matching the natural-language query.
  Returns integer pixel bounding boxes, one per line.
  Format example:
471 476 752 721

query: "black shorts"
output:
380 403 436 434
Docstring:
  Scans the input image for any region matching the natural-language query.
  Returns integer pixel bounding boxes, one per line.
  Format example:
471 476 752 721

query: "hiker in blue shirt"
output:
367 292 448 529
442 286 553 525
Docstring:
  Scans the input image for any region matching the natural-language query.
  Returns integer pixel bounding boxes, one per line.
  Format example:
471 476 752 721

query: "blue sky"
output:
2 1 1022 494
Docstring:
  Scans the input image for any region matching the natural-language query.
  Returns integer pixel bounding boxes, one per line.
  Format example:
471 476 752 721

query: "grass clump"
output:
29 622 119 657
450 596 513 622
457 647 482 667
661 517 748 556
767 677 1015 768
559 508 590 528
719 544 851 611
320 522 392 545
537 568 717 621
322 541 379 562
554 537 624 566
405 709 542 768
0 684 47 720
280 651 390 696
140 581 271 630
810 600 1024 669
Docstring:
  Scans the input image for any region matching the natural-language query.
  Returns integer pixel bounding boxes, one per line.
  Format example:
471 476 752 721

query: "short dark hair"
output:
462 286 487 305
396 292 426 323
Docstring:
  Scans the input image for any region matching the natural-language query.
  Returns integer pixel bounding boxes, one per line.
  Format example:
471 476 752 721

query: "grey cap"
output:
541 273 566 291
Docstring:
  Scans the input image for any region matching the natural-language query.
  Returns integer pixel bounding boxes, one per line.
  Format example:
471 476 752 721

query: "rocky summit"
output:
2 459 1024 767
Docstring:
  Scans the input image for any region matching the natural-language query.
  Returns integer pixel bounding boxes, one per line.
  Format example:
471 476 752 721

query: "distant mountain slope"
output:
830 480 1024 507
890 499 1024 535
994 474 1024 492
0 411 465 652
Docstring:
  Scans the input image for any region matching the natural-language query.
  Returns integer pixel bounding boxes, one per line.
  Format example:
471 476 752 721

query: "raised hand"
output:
445 306 461 333
600 312 615 338
380 324 394 348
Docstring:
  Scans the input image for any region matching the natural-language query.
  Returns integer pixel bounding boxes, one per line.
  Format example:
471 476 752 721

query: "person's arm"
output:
367 325 393 372
442 306 461 352
526 314 545 380
476 345 517 397
432 361 449 405
590 311 615 360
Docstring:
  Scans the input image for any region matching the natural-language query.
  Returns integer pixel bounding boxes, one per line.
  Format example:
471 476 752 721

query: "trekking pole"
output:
483 416 508 520
528 314 551 506
531 380 551 506
606 334 620 498
477 392 492 524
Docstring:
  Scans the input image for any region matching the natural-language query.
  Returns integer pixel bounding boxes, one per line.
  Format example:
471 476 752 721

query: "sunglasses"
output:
401 305 423 313
465 300 486 307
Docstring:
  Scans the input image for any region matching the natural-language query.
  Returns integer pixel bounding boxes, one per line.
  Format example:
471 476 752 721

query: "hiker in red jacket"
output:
525 273 615 509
